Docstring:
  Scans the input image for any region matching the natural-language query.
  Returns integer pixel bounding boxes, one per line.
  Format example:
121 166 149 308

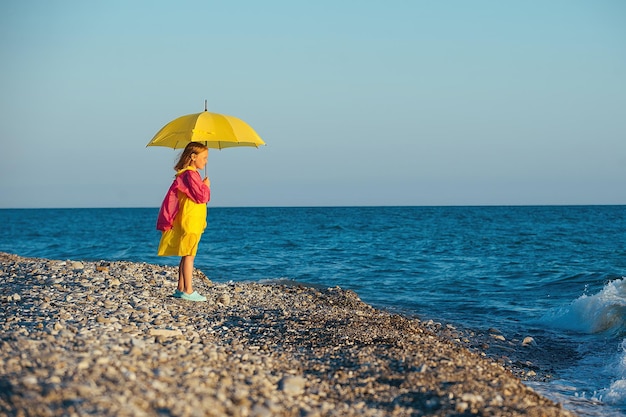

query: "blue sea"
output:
1 206 625 416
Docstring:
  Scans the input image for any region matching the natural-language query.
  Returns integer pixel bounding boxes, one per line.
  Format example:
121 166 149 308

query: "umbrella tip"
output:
204 99 207 111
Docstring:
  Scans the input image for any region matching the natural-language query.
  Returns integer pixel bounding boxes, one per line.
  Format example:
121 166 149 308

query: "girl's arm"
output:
179 170 211 204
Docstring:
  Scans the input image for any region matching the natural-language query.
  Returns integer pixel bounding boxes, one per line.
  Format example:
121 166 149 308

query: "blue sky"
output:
1 0 625 208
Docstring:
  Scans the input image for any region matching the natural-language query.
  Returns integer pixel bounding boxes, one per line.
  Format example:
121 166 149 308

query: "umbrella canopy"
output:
146 109 265 150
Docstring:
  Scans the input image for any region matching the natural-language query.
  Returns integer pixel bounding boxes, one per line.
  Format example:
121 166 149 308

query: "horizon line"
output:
1 203 625 210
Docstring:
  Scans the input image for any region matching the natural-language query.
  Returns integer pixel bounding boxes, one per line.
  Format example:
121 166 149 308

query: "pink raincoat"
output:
156 167 210 257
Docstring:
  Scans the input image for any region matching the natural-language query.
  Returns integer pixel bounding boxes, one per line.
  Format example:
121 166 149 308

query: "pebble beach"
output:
0 252 576 417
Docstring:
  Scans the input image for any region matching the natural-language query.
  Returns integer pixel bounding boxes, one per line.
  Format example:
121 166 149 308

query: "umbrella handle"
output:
203 101 209 177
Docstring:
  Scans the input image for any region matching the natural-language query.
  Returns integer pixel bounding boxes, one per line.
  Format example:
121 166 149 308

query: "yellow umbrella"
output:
146 102 265 150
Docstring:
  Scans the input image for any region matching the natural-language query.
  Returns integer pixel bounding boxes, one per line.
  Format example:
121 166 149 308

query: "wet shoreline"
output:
0 253 575 416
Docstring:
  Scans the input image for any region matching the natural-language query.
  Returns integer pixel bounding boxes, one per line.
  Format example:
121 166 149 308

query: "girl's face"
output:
192 150 208 170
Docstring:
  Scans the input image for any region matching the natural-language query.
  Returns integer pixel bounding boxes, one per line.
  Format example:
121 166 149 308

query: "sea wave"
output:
541 278 626 411
542 277 626 336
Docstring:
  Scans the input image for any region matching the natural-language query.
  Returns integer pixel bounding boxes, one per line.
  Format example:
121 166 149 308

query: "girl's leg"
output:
181 255 195 294
177 258 184 292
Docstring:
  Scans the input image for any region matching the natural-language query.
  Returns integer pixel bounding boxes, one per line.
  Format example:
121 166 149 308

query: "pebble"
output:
149 329 183 337
0 252 575 417
217 293 231 306
278 375 306 396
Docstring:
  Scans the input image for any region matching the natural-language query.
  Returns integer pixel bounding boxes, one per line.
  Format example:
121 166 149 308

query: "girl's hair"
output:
174 142 208 171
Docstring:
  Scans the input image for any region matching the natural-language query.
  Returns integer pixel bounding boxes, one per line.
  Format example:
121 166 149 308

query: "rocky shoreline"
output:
0 252 575 416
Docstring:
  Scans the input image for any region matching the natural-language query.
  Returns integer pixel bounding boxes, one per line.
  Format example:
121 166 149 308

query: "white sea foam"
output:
594 339 626 407
543 278 626 335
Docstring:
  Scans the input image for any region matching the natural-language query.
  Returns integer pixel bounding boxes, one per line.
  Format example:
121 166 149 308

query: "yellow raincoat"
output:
157 167 210 257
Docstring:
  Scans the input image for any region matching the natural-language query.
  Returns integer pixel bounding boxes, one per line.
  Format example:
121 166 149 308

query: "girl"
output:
156 142 211 302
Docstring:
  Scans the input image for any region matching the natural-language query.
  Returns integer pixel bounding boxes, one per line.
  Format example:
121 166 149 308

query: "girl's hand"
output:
203 177 211 187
